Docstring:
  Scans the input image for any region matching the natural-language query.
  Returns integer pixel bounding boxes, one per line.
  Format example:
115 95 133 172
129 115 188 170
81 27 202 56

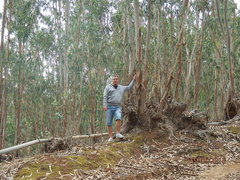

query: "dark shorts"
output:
106 105 122 126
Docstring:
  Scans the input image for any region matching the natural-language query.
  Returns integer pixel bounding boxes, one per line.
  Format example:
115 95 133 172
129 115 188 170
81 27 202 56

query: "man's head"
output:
112 74 119 86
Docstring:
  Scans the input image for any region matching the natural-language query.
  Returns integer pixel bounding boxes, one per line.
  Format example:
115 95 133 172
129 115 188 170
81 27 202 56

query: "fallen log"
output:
0 133 109 155
208 115 240 126
0 138 51 155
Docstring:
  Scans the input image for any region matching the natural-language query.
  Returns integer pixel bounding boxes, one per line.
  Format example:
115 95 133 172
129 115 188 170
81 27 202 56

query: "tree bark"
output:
133 0 145 116
214 68 219 120
14 42 25 157
127 6 135 75
0 0 7 51
184 10 200 106
224 0 235 99
62 0 70 136
0 0 8 150
193 12 205 109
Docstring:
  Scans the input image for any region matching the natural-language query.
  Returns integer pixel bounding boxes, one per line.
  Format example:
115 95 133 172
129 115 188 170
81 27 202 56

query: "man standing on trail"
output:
103 74 136 142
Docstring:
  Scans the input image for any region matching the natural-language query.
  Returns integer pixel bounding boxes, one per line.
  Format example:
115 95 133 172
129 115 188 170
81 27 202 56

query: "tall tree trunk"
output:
220 65 227 118
193 49 203 109
0 0 8 150
153 8 162 103
143 0 151 76
14 42 24 156
224 0 235 99
174 45 183 101
0 0 7 50
127 6 135 75
214 68 219 120
143 0 152 129
133 0 145 115
215 0 235 114
174 0 189 101
89 80 96 142
63 0 69 92
87 42 96 139
62 0 70 136
184 10 200 106
193 12 205 109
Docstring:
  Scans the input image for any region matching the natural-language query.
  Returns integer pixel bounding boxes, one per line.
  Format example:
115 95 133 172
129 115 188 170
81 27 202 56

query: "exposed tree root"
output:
43 139 70 153
225 97 240 120
122 97 209 134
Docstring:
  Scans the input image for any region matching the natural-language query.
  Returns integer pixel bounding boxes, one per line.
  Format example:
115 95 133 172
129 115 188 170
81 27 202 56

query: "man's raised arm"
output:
124 75 136 91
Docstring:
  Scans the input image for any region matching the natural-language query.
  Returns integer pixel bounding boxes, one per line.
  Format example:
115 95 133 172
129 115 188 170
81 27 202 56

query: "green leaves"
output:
12 0 38 42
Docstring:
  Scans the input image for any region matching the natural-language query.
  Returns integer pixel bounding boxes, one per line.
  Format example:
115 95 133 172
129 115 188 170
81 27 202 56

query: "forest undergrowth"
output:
0 113 239 180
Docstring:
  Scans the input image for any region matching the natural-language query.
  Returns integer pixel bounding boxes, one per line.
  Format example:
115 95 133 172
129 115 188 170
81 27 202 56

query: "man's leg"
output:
106 106 114 139
114 107 124 138
116 120 121 134
108 125 113 138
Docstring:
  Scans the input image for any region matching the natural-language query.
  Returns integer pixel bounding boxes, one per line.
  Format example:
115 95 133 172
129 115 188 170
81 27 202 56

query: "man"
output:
103 74 136 142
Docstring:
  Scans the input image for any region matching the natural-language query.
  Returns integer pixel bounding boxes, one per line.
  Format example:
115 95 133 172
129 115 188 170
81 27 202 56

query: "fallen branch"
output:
116 164 148 171
0 132 110 155
116 164 156 176
208 116 240 126
181 173 199 176
0 138 51 155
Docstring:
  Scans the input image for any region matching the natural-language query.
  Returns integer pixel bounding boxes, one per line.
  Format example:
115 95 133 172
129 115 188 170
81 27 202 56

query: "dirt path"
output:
199 161 240 180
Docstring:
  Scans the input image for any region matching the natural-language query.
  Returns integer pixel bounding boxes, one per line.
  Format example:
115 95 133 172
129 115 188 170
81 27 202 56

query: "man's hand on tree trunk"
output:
103 106 107 111
133 74 136 80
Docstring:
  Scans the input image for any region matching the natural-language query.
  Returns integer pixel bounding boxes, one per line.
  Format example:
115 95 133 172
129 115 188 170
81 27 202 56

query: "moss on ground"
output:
190 150 211 158
14 135 144 179
228 126 240 134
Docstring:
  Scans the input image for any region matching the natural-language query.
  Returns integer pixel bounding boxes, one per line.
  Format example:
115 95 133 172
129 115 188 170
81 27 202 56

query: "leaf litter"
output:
0 121 240 180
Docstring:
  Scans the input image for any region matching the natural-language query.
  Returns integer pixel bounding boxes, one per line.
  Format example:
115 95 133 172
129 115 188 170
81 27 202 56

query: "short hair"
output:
112 74 119 78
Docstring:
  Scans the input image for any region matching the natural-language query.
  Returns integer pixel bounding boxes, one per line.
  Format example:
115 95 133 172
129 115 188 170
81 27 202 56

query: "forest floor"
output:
0 120 240 180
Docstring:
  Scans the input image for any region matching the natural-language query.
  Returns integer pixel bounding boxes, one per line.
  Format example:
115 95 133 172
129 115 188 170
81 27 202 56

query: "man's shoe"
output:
116 133 124 139
108 137 113 142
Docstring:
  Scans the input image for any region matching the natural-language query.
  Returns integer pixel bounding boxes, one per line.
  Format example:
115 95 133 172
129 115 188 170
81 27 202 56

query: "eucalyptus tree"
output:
0 0 8 150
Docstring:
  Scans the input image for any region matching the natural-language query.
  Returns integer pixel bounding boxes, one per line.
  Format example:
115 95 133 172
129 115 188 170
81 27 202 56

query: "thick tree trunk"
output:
133 0 145 116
